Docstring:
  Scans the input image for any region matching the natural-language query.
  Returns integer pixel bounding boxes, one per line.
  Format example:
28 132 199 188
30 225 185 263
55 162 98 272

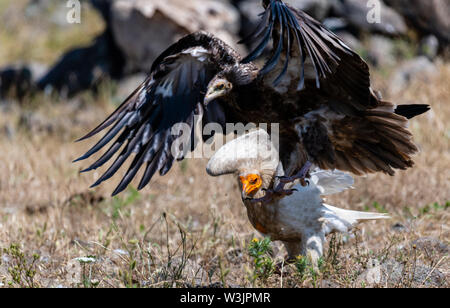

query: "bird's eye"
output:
216 84 225 91
249 176 259 185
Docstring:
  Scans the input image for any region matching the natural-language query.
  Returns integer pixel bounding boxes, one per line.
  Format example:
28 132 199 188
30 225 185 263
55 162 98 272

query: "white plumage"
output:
207 129 390 264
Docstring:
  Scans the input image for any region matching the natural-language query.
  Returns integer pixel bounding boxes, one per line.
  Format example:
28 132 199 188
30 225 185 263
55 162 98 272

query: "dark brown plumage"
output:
75 0 429 195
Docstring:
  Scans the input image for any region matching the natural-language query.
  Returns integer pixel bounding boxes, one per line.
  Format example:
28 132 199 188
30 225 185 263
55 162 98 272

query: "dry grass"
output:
0 1 448 288
0 0 104 66
0 64 448 288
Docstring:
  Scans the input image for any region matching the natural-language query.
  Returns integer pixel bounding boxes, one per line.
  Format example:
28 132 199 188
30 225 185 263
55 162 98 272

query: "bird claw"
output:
276 161 313 185
250 187 297 204
251 162 312 204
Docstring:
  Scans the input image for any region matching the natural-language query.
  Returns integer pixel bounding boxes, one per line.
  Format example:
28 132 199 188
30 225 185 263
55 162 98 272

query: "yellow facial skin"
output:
239 174 263 198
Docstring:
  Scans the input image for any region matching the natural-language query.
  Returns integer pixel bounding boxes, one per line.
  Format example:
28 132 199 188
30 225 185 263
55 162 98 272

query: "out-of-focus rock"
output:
23 0 126 98
334 31 364 53
37 31 125 97
114 73 146 103
412 237 449 255
389 56 438 95
367 35 395 67
111 0 242 73
356 259 382 286
357 258 446 287
18 111 56 134
323 17 348 32
0 62 47 94
332 0 408 36
288 0 331 20
90 0 113 23
384 0 450 45
2 124 15 140
419 35 440 60
391 222 409 232
236 0 331 40
0 65 39 100
234 0 263 44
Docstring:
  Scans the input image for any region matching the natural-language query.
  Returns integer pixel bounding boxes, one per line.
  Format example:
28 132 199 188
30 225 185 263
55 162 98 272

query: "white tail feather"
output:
324 204 390 225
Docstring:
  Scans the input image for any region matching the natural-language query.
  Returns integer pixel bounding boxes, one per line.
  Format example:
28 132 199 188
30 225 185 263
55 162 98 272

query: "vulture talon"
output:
277 161 313 185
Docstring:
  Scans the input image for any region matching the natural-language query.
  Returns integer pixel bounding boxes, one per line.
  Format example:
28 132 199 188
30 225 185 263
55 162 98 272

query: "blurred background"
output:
0 0 448 288
1 0 449 100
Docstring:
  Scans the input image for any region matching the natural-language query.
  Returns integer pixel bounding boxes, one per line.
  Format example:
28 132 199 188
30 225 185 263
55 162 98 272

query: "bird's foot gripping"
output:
250 187 297 204
275 161 313 186
250 161 312 204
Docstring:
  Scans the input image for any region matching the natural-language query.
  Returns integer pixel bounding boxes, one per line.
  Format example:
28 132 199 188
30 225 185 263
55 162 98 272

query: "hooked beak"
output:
239 175 262 200
241 182 254 200
204 93 214 105
204 89 220 105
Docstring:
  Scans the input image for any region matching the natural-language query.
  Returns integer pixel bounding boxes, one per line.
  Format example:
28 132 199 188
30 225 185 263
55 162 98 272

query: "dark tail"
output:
395 104 430 119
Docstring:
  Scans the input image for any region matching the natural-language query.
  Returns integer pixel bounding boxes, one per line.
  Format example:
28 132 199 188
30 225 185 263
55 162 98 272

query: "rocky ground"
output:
0 0 448 288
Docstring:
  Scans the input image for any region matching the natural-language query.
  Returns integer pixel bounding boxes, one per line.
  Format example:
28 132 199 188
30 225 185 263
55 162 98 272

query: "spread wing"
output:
74 32 237 195
241 0 373 110
242 0 429 176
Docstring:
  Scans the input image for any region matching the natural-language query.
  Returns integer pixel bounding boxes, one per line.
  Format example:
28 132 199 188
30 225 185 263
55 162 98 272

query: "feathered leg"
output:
274 241 303 275
282 231 325 269
283 241 303 261
301 231 325 268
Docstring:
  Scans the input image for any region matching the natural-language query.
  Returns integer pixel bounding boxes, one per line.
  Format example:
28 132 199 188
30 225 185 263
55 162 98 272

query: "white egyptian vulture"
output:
207 129 389 264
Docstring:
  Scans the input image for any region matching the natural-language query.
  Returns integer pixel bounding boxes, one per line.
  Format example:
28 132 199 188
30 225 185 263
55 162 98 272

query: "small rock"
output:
391 222 408 232
2 124 15 140
37 30 125 98
358 258 446 287
320 279 340 288
412 237 448 255
356 259 382 286
18 112 56 134
115 73 146 103
226 248 244 264
0 66 33 99
287 0 331 20
367 35 396 67
332 0 408 35
183 282 224 288
334 31 364 52
323 18 348 32
384 0 450 45
111 0 241 73
419 35 440 60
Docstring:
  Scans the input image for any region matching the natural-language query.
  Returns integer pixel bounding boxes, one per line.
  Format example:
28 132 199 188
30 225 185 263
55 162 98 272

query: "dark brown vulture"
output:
75 0 429 196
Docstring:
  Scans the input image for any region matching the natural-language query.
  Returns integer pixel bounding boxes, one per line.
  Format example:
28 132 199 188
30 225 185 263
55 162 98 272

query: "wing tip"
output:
73 156 87 163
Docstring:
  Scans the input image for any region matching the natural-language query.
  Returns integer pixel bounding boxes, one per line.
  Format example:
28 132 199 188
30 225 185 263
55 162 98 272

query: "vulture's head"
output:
204 64 258 104
206 129 280 200
204 75 233 104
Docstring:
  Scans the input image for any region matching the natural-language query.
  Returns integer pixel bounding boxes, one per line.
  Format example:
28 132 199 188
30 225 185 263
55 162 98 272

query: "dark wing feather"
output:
75 32 236 195
297 101 426 176
244 1 429 177
242 0 348 87
242 0 372 109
